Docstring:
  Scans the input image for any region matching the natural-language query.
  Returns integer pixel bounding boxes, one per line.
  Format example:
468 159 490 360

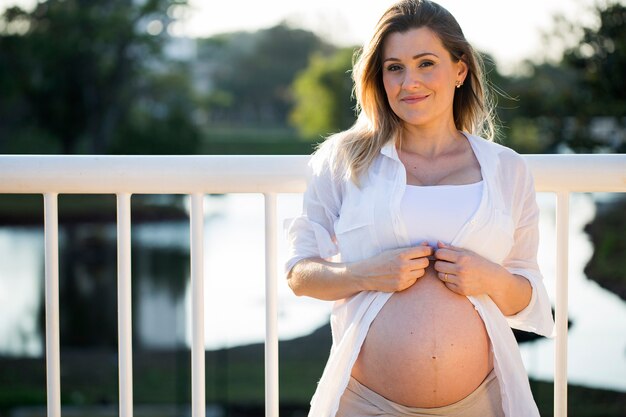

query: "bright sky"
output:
1 0 608 73
182 0 605 72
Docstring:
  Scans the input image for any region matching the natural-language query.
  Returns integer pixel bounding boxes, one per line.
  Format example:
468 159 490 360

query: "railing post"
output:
264 193 279 417
190 193 206 417
117 193 133 417
554 192 570 417
44 193 61 417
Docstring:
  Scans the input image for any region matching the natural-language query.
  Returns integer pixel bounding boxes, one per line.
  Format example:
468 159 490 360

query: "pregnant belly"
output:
351 266 493 408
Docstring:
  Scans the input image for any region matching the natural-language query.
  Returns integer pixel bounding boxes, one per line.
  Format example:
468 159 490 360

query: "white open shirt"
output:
285 132 555 417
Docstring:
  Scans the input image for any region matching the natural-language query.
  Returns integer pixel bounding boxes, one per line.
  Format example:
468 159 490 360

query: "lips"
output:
401 94 429 104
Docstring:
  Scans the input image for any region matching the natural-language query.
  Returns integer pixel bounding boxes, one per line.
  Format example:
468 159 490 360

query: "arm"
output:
487 271 532 316
288 244 433 301
288 258 360 301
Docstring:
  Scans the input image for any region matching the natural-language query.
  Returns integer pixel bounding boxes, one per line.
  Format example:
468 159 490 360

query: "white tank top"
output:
400 181 483 248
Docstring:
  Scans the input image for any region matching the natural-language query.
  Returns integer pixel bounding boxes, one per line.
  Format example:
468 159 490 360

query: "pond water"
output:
0 192 624 392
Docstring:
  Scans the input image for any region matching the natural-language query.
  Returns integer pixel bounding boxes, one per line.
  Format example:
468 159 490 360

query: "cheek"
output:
382 82 391 101
382 78 400 115
421 70 442 87
382 74 398 97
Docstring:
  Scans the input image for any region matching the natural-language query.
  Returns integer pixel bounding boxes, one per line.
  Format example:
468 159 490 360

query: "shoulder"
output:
468 133 530 174
304 134 349 200
309 135 339 174
310 131 357 181
468 133 517 157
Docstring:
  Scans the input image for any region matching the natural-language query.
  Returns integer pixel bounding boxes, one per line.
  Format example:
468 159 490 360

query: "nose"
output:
402 68 422 90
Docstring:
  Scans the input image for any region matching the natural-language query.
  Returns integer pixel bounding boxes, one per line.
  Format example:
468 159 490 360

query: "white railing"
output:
0 154 625 417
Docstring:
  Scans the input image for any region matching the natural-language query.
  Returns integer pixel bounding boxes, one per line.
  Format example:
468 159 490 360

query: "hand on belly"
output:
351 266 493 407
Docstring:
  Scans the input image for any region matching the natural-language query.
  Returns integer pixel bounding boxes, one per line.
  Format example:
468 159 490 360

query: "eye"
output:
386 64 403 72
419 60 434 68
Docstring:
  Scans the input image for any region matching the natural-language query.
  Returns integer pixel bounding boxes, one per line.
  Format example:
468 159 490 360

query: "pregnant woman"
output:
285 1 554 416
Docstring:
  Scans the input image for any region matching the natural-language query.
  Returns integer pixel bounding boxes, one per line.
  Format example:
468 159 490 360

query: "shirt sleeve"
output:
284 151 342 277
502 159 555 337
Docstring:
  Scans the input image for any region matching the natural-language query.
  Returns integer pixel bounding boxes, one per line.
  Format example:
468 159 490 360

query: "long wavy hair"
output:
318 0 496 184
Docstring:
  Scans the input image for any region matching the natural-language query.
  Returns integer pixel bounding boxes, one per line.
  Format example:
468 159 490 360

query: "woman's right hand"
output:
348 242 433 293
288 242 432 300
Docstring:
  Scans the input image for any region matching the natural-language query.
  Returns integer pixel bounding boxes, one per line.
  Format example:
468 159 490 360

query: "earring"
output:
455 80 463 88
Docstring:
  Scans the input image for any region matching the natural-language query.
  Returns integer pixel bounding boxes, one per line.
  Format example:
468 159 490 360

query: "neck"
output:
399 122 464 158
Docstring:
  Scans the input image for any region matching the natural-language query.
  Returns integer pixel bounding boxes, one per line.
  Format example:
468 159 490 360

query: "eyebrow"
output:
383 52 438 64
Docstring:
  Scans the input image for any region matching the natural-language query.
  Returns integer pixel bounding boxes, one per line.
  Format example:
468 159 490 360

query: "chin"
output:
398 116 432 127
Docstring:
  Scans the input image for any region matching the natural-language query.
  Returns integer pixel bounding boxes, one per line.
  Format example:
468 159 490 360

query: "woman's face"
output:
381 27 467 131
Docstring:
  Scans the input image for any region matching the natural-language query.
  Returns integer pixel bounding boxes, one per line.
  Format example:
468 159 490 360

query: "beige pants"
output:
335 370 504 417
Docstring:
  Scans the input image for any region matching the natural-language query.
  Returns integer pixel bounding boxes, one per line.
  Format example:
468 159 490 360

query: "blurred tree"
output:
496 62 584 153
561 2 626 152
197 24 331 128
497 1 626 153
290 47 357 138
108 63 202 154
0 0 201 154
564 3 626 117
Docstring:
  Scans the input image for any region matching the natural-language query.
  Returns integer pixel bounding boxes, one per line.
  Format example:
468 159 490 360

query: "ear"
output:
456 55 469 84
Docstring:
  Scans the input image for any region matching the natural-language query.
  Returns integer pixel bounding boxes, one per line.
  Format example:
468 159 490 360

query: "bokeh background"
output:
0 0 625 416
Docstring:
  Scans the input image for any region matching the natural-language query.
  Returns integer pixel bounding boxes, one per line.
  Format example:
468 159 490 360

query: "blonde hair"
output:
317 0 496 184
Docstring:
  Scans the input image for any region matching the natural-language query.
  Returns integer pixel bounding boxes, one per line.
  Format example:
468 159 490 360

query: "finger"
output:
434 248 457 262
402 243 433 259
420 241 435 259
437 241 463 251
438 241 476 259
422 241 438 260
437 271 455 283
443 281 462 294
434 260 456 274
398 272 422 291
410 268 426 281
408 256 429 271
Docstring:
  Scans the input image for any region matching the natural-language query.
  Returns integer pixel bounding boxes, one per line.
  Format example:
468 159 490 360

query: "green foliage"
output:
505 118 545 154
197 24 331 128
564 3 626 117
496 2 626 153
290 47 357 138
109 68 202 154
0 0 202 154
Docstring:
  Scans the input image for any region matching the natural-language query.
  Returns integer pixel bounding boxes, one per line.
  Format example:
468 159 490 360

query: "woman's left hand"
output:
432 241 501 296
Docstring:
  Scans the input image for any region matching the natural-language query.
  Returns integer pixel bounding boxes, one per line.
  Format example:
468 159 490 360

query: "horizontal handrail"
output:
0 154 624 194
0 155 309 194
526 154 626 192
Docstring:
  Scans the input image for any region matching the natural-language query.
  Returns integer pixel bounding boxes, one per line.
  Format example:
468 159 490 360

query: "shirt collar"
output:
380 140 399 160
380 131 486 160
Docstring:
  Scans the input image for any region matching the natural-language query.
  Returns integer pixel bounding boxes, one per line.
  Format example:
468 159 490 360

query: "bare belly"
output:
351 266 493 407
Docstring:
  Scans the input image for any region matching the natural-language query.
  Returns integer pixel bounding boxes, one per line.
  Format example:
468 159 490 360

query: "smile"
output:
401 94 429 104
